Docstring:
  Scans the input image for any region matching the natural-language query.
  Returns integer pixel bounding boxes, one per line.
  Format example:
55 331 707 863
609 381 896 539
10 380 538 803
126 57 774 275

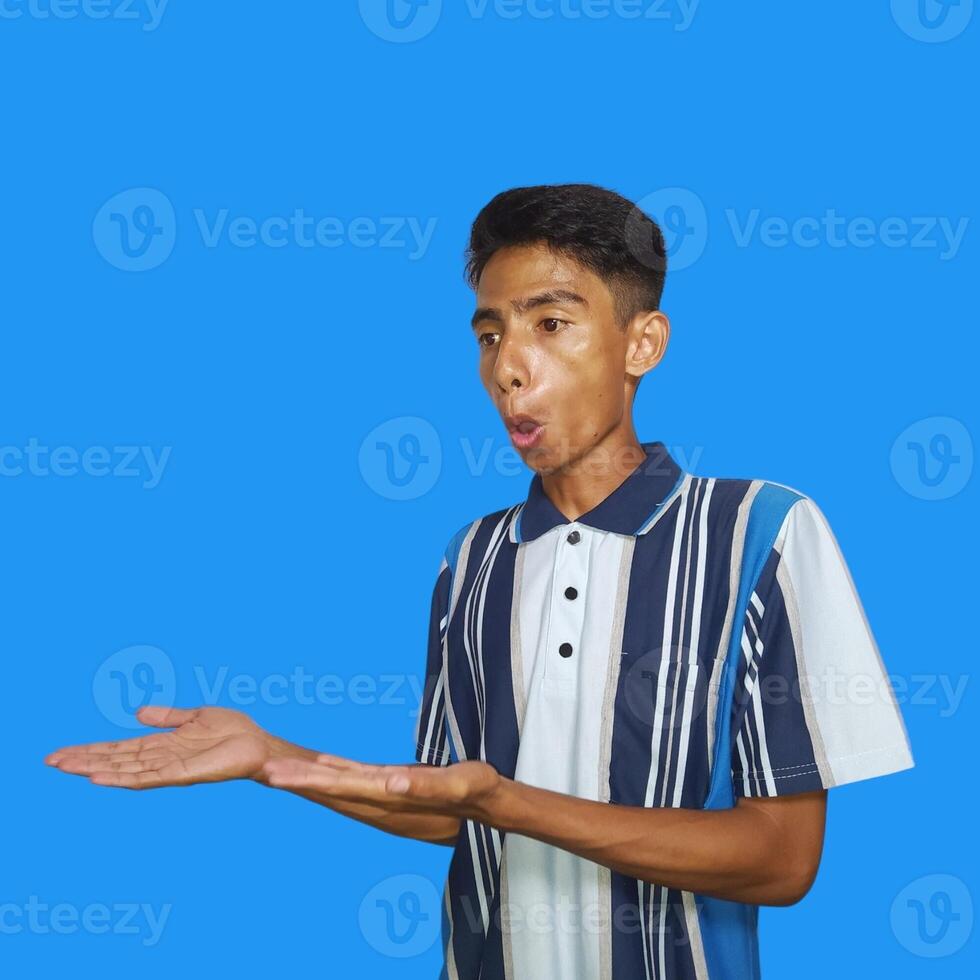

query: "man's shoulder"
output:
437 501 523 563
684 471 834 560
685 469 815 510
437 472 821 559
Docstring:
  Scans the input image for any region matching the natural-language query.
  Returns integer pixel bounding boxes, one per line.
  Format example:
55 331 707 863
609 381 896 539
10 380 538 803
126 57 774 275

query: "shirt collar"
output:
511 440 686 544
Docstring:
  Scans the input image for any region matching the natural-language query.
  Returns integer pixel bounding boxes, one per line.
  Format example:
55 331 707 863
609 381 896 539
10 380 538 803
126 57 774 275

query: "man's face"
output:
472 242 635 475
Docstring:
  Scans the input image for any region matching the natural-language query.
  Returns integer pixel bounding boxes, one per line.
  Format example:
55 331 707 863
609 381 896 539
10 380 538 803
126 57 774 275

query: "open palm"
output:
44 706 270 789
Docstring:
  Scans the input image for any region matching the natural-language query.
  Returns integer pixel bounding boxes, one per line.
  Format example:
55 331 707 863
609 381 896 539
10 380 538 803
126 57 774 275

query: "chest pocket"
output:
621 646 710 737
618 645 727 811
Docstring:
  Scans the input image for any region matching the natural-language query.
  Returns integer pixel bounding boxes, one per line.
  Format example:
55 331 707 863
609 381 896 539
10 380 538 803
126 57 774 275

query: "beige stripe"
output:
499 840 516 980
776 556 831 783
597 536 636 799
509 542 528 735
449 521 478 622
595 535 635 980
444 877 460 980
706 480 763 775
682 891 709 979
444 522 478 764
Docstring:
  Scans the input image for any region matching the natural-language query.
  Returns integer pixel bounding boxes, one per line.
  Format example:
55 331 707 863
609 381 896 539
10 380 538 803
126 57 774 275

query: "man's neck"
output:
539 425 646 524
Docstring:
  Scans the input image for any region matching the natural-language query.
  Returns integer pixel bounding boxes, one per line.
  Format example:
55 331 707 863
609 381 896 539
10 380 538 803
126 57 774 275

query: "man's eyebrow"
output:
470 306 502 330
470 289 589 330
513 289 589 316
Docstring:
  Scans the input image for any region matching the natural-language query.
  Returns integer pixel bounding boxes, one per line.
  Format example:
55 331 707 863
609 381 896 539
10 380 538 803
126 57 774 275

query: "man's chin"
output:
517 442 573 477
514 443 552 474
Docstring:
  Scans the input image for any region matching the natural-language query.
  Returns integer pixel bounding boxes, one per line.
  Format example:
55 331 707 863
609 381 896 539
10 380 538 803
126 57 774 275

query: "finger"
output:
56 750 144 766
264 760 431 807
136 705 199 728
56 752 171 776
385 765 463 802
89 754 199 790
263 758 383 795
44 734 165 766
89 769 170 790
46 741 129 764
89 761 152 775
314 753 381 772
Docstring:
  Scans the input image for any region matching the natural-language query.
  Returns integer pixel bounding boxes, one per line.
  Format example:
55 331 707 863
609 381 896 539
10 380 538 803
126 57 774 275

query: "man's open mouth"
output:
506 414 545 449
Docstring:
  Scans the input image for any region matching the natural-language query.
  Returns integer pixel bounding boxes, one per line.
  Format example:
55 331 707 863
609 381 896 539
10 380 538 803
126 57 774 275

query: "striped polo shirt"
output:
414 439 913 980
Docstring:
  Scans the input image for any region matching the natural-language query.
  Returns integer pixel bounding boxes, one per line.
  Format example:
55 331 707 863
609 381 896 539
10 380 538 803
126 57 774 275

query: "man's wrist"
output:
467 771 516 828
253 732 319 782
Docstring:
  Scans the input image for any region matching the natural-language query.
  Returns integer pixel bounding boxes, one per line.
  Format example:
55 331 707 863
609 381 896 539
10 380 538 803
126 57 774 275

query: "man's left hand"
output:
261 753 501 821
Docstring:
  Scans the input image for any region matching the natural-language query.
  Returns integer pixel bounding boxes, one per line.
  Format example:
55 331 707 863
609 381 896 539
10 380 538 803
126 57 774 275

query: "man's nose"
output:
492 333 531 393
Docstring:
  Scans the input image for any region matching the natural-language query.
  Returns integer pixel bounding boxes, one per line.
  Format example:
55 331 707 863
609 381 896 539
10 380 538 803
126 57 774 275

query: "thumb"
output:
136 705 199 728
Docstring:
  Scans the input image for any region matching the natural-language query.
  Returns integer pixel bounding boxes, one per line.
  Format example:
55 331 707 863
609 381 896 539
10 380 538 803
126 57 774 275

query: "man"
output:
46 184 914 979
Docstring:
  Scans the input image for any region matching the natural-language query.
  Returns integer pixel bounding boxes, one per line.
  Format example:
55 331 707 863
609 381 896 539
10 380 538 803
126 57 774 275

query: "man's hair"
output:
465 183 667 328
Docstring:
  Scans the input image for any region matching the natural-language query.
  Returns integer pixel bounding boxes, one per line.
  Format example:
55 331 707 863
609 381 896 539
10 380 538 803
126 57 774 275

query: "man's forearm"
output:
253 750 823 898
284 786 460 844
257 734 460 845
471 777 824 906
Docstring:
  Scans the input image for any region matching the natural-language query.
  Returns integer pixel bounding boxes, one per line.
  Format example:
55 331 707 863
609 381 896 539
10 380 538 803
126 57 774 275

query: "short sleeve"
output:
414 553 453 767
731 496 914 798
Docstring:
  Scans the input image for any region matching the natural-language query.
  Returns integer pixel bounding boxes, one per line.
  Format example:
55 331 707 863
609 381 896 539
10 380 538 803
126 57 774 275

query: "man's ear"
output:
625 310 670 383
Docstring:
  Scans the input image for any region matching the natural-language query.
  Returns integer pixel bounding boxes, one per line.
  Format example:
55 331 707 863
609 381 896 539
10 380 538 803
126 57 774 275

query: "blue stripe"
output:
697 483 802 980
446 520 471 579
633 465 687 533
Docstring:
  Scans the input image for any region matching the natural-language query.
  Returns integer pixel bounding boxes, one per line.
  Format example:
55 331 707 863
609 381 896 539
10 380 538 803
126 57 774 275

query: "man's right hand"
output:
44 705 459 844
44 705 273 789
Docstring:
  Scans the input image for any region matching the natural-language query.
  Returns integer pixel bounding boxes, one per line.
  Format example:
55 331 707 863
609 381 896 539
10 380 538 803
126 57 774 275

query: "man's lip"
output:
505 413 543 432
508 421 545 450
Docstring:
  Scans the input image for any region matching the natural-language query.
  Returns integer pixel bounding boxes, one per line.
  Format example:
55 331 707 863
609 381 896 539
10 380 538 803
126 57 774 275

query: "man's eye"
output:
541 318 566 332
478 332 499 348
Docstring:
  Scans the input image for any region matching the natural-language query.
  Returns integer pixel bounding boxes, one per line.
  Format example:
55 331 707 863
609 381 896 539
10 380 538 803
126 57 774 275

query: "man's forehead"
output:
476 245 603 305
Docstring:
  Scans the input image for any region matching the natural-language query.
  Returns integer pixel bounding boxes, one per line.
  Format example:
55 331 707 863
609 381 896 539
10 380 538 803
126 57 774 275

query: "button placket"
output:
544 522 589 685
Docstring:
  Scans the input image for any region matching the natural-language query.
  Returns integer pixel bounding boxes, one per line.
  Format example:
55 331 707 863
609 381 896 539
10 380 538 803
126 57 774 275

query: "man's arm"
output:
472 774 826 906
44 705 459 846
262 758 827 907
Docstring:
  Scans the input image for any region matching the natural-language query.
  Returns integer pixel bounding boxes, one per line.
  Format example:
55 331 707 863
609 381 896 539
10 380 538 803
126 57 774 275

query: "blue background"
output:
1 1 976 976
